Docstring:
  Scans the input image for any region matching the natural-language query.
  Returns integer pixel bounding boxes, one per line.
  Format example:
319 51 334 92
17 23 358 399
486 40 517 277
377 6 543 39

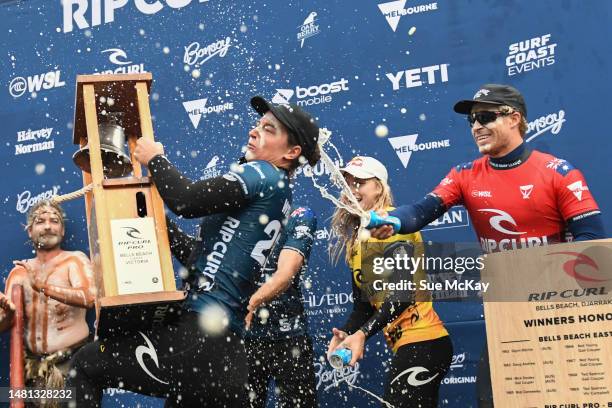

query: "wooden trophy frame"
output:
481 239 612 407
72 73 184 337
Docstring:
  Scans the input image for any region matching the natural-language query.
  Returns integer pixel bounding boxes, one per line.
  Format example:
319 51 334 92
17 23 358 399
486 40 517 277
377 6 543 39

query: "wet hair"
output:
286 130 321 171
499 105 528 137
329 178 394 264
25 200 65 231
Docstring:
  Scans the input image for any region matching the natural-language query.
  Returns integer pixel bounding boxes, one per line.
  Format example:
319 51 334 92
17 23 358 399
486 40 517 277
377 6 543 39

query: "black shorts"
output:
245 334 317 408
67 311 248 408
384 335 453 408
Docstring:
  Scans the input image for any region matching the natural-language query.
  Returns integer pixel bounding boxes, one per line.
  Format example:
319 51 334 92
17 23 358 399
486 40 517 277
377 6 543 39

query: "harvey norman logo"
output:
271 78 349 107
388 134 450 168
422 206 469 231
15 127 55 156
377 0 438 32
62 0 210 33
182 98 234 129
9 71 65 99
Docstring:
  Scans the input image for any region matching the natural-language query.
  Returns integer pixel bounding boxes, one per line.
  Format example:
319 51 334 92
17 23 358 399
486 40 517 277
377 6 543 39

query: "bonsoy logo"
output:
388 134 450 168
9 71 65 98
378 0 438 32
272 79 349 107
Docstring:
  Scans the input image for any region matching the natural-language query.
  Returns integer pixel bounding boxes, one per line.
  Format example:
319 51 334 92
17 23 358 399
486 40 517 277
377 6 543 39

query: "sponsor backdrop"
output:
1 1 610 407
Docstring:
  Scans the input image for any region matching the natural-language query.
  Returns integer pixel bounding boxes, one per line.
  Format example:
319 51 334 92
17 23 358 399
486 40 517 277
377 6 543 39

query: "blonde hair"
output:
329 179 394 264
499 105 528 137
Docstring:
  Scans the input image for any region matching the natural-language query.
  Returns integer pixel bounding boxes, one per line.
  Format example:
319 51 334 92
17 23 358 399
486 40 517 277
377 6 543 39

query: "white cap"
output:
340 156 388 184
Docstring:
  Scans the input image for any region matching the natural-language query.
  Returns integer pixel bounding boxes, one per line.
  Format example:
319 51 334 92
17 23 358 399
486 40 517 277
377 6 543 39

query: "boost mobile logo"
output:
271 78 349 107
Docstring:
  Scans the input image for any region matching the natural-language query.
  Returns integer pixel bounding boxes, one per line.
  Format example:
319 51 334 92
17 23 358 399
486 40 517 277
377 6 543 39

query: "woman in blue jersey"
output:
68 96 321 408
327 156 453 408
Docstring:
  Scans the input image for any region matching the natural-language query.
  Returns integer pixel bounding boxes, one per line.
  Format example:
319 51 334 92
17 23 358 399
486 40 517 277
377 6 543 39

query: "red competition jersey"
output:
432 150 600 253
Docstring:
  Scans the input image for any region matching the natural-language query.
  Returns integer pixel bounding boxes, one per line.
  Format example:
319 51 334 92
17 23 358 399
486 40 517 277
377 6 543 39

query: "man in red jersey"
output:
370 84 606 407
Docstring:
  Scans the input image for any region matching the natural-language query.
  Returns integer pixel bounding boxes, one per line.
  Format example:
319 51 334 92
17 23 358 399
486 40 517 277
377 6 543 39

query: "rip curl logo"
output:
525 109 566 143
123 227 143 239
391 366 439 387
102 48 131 65
473 89 490 99
478 209 525 235
547 252 609 283
135 332 168 384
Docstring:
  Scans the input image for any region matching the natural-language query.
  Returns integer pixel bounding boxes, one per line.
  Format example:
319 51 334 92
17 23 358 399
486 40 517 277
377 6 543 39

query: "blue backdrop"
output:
1 1 611 407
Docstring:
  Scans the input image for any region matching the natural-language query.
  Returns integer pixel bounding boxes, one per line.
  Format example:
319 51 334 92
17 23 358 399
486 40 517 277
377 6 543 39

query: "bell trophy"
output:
71 72 185 337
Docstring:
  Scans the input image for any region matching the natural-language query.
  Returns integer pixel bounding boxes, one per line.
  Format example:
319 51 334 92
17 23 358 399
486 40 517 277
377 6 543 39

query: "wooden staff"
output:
10 284 24 408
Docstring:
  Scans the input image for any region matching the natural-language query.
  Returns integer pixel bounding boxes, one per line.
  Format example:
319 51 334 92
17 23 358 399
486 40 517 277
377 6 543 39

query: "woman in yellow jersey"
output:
327 156 453 408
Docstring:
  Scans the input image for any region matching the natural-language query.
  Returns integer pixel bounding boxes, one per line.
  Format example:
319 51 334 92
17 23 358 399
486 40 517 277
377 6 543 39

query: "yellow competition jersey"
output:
349 215 448 352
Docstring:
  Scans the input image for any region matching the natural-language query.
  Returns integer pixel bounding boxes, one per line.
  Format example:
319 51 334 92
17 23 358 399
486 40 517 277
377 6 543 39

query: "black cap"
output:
453 84 527 118
250 96 320 166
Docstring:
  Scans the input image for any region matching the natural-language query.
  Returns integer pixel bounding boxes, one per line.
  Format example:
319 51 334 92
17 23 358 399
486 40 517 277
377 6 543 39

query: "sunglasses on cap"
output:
467 110 514 127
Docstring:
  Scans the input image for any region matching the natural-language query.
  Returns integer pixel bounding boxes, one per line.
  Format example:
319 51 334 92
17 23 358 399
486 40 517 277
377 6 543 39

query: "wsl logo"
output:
378 0 438 32
271 78 349 107
297 12 320 48
9 71 65 98
506 33 557 76
388 134 451 168
182 98 234 129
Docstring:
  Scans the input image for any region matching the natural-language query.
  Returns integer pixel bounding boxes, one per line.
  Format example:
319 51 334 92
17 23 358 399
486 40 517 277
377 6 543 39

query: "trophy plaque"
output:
72 73 185 337
481 240 612 407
